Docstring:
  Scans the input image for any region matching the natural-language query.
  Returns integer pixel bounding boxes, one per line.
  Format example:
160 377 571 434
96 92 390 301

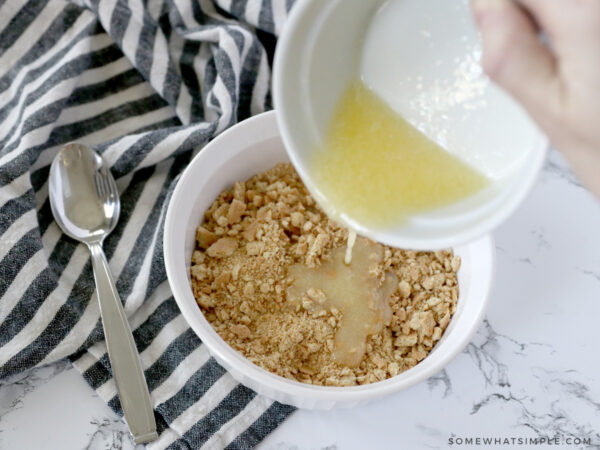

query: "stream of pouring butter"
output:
345 230 357 265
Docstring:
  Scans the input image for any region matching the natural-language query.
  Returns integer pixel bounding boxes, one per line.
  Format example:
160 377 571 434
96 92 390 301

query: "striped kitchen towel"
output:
0 0 296 448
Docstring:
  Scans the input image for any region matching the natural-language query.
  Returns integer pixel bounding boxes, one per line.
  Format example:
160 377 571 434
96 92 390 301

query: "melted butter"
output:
287 237 397 367
311 80 490 228
344 230 357 265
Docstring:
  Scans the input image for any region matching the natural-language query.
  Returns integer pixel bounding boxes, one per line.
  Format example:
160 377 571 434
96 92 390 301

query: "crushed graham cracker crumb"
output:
191 163 459 386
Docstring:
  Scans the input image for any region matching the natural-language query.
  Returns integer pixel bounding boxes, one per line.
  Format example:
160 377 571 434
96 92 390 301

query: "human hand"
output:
471 0 600 198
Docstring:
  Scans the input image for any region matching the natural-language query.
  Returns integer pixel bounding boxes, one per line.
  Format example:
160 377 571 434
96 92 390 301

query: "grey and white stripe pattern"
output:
0 0 296 447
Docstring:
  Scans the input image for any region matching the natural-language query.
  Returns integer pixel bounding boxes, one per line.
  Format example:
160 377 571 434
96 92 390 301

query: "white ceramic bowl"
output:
164 111 495 409
273 0 548 250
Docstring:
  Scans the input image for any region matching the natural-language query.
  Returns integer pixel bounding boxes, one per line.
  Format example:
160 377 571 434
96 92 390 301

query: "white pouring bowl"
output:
164 111 495 409
273 0 549 250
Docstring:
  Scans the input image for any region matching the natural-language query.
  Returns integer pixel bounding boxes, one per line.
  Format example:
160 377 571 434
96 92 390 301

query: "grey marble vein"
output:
517 257 533 265
465 320 511 387
542 148 585 189
463 319 600 447
530 227 552 252
577 267 600 283
0 360 70 424
427 369 452 398
83 417 140 450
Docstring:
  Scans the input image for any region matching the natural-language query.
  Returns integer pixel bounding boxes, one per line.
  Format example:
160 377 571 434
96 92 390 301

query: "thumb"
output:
471 0 561 123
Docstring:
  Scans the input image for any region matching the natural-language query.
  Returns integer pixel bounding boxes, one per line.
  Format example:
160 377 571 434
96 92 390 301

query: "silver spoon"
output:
49 143 157 444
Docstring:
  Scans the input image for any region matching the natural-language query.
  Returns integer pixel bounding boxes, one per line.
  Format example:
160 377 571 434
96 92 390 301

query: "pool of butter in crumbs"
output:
190 163 460 386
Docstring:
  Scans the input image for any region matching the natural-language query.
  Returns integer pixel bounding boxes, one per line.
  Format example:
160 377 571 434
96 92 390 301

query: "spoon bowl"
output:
49 143 119 243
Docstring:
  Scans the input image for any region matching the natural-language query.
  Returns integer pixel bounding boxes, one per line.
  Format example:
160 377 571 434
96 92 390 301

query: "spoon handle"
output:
88 242 158 444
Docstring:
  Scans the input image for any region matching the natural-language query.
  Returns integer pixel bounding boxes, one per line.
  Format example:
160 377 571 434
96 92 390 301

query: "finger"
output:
518 0 600 47
518 0 600 80
471 0 562 122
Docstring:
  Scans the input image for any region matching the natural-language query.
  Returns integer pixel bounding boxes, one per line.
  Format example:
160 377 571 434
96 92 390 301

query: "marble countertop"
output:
1 149 599 450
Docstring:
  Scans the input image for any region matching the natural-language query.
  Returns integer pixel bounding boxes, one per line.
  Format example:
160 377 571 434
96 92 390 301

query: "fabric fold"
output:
0 0 296 447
